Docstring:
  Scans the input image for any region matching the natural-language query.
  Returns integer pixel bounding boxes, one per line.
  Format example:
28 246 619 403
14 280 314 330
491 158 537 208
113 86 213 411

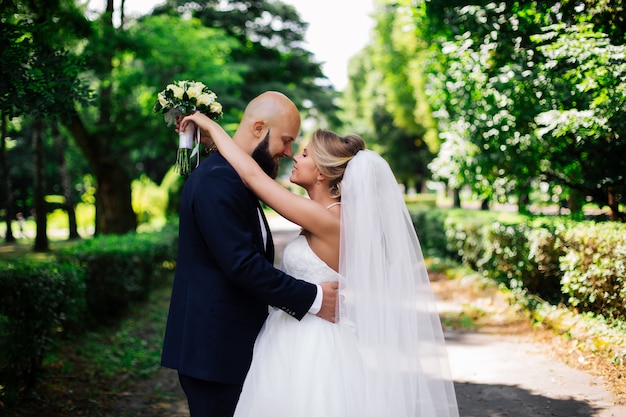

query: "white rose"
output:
196 93 211 106
158 92 168 107
170 85 184 99
187 83 204 98
209 102 222 114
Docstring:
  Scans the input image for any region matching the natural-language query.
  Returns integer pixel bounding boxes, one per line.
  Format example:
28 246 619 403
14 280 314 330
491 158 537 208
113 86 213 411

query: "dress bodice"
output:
281 235 340 284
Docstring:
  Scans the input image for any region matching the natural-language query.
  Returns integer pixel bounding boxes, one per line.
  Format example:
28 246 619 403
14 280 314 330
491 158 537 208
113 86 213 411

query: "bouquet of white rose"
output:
154 80 223 176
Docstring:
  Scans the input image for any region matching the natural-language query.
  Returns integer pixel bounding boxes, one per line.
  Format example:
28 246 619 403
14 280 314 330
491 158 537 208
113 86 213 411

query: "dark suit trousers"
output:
179 373 242 417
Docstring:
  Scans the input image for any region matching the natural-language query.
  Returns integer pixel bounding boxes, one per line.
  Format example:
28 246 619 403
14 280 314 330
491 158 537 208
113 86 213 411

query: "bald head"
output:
241 91 299 129
233 91 301 155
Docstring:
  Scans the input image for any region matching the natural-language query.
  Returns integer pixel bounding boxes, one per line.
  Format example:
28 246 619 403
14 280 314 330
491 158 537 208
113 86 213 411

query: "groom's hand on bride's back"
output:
316 282 339 323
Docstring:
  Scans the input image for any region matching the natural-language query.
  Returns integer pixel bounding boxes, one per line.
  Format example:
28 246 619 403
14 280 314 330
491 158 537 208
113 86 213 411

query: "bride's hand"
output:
178 113 215 149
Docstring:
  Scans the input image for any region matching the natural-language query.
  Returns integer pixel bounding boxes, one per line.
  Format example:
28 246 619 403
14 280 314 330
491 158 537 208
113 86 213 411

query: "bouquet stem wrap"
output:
176 121 201 176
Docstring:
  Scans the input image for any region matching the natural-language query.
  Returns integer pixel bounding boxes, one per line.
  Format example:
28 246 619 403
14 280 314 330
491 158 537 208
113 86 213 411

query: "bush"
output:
0 224 178 405
559 222 626 320
57 226 177 324
409 207 452 257
479 222 533 290
0 262 85 401
525 225 565 303
407 206 626 319
443 210 501 270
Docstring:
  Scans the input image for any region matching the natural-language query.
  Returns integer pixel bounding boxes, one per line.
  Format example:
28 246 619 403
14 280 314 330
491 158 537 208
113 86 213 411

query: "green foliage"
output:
57 226 178 324
95 4 338 183
92 13 242 183
560 222 626 319
532 24 626 217
409 207 452 258
444 209 505 270
3 0 345 241
399 0 626 218
478 221 563 302
0 225 178 404
341 46 380 141
407 206 626 319
181 0 339 123
404 193 437 206
424 2 547 204
0 0 93 120
479 222 534 290
131 174 169 226
342 1 437 188
525 224 566 302
0 261 86 400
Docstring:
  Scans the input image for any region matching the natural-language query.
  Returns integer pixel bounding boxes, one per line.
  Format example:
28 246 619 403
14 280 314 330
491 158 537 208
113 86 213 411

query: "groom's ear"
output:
252 120 268 140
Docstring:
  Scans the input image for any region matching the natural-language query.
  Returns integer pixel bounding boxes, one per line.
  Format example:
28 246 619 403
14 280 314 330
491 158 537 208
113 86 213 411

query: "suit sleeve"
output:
191 164 316 320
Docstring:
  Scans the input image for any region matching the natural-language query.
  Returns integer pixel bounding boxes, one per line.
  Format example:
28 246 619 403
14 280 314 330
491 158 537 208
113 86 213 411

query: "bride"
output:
179 112 459 417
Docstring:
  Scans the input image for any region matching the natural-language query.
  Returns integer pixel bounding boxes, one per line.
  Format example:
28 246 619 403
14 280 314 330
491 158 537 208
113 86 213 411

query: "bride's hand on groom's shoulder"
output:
316 282 339 323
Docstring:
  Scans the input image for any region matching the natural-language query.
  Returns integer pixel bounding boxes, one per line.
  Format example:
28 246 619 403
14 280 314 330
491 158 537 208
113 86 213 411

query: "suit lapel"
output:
257 204 274 262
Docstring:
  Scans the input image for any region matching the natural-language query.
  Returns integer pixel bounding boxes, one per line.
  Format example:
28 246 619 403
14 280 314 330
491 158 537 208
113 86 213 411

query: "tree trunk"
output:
1 113 15 243
568 189 584 220
65 112 136 235
53 125 80 239
452 187 461 208
607 185 623 221
95 158 137 234
60 0 136 235
33 119 49 252
120 0 126 26
518 192 530 214
516 178 532 214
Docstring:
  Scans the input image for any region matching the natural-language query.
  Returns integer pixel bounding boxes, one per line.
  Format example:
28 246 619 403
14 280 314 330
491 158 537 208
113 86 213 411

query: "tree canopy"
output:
2 0 625 247
1 0 341 241
342 0 625 219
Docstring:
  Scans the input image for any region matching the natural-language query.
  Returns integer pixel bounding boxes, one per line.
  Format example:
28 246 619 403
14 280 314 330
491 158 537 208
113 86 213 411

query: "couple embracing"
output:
161 91 459 417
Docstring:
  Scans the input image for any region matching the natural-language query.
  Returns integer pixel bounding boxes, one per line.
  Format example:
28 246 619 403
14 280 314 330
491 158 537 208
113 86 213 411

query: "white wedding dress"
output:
234 234 367 416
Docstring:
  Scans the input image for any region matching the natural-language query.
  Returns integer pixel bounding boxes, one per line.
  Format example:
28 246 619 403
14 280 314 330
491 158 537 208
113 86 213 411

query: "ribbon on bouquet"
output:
177 120 201 175
189 125 201 170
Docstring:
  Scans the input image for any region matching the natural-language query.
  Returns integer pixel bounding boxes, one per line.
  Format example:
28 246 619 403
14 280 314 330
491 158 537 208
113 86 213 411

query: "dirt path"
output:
106 219 626 416
447 330 623 416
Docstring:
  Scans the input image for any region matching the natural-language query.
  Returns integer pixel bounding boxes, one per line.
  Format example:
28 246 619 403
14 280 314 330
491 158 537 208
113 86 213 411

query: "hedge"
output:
409 206 626 318
0 223 178 403
560 222 626 319
56 225 178 324
0 262 85 401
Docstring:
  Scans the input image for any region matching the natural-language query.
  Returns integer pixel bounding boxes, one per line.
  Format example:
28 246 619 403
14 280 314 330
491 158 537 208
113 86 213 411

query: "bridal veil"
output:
338 150 459 417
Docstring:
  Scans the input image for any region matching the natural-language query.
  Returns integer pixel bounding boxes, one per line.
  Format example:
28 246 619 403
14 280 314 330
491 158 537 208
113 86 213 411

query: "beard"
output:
251 130 278 179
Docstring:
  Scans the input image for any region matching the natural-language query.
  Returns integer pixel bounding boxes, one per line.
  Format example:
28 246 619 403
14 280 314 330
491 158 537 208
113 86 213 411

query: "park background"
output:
1 0 625 414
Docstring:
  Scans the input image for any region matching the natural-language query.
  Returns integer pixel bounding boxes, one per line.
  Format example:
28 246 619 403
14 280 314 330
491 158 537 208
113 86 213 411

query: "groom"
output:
161 91 338 417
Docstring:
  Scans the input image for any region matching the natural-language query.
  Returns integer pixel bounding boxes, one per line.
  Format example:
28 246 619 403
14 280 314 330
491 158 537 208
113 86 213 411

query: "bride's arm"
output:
179 112 335 235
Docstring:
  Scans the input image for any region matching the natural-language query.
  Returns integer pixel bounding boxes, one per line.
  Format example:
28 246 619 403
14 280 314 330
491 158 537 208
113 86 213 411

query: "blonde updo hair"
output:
308 129 366 198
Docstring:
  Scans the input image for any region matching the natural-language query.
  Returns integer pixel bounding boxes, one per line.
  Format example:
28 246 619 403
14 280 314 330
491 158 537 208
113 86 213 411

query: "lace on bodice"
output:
281 235 340 285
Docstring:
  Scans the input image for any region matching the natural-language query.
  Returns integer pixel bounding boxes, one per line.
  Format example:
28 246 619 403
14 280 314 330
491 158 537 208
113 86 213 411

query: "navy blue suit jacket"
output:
161 153 317 384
